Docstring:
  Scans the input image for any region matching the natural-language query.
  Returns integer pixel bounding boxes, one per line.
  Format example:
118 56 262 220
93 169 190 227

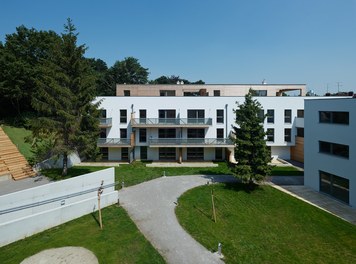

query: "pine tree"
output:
232 89 272 185
31 19 100 176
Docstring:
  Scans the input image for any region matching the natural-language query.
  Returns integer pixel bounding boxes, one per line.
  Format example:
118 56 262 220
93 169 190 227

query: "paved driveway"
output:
119 175 236 264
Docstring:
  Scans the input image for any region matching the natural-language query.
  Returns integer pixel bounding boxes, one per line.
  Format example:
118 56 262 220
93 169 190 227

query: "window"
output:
297 109 304 118
214 90 220 96
101 109 107 118
297 128 304 137
187 148 204 160
319 141 349 159
120 109 127 123
267 128 274 142
159 109 176 119
139 109 146 124
139 129 147 143
258 109 265 122
188 109 205 118
319 111 349 124
121 148 129 161
159 129 176 138
124 90 130 96
216 109 224 123
320 171 349 204
187 129 204 138
255 90 267 96
140 146 147 160
284 109 292 123
217 128 224 139
159 148 176 160
284 128 291 142
215 148 223 160
120 129 127 138
184 91 200 96
100 147 108 161
267 110 274 123
100 128 107 138
160 90 175 96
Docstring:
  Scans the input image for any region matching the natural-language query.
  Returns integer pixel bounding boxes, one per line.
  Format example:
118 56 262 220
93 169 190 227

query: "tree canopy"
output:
31 19 100 175
150 75 205 84
232 89 272 185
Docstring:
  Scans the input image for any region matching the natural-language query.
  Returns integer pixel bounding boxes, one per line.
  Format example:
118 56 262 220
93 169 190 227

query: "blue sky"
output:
1 0 356 95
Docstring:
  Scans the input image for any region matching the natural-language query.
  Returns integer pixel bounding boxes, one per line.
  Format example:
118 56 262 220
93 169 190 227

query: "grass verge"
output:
0 205 165 264
175 183 356 263
1 125 33 161
270 165 304 176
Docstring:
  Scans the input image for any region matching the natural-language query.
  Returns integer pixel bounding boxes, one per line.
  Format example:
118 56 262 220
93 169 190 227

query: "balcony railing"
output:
131 118 212 127
97 138 130 147
149 138 234 147
99 118 112 127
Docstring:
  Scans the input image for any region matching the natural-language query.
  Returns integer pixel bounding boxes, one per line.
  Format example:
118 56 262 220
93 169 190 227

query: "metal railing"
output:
97 138 130 146
99 118 112 126
149 138 234 146
131 118 212 126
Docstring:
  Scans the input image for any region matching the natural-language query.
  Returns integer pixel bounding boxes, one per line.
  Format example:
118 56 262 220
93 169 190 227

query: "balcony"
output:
97 138 131 147
131 118 212 128
148 138 234 147
99 118 112 128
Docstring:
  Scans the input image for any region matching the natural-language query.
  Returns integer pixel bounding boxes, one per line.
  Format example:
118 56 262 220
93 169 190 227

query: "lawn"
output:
0 205 165 264
270 165 304 176
1 125 33 161
175 183 356 263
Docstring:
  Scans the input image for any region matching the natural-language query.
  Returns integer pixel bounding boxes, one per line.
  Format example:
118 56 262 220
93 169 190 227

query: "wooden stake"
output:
98 181 104 229
212 188 217 223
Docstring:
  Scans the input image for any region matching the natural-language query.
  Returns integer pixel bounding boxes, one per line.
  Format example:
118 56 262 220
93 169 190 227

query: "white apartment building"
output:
304 98 356 207
95 90 305 163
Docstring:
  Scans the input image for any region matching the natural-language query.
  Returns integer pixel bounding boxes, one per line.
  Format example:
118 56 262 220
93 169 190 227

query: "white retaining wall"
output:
0 168 118 247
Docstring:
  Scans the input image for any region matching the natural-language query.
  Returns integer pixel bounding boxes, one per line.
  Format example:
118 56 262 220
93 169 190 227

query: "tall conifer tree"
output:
232 89 272 185
32 19 100 175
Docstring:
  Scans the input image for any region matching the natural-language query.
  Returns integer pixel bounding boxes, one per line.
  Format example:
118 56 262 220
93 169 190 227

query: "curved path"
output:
119 175 235 264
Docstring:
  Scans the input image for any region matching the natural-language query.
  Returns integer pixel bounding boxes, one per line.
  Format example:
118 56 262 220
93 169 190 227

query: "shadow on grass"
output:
222 181 263 193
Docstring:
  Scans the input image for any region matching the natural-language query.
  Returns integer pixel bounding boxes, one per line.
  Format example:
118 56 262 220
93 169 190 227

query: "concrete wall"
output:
304 98 356 207
34 152 81 170
0 168 118 246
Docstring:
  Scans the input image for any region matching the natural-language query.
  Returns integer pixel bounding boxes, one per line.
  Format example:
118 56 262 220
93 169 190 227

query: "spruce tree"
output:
232 89 272 185
31 19 100 176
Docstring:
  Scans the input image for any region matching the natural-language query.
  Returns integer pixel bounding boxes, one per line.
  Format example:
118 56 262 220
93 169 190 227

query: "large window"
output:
187 148 204 160
159 129 176 138
101 109 107 118
255 90 267 96
139 109 147 124
284 109 292 123
120 129 127 138
187 129 204 138
320 171 349 204
216 109 224 123
217 128 224 139
319 141 349 159
121 148 129 161
267 109 274 123
139 129 147 142
120 109 127 123
160 90 175 96
159 148 176 160
124 90 130 96
140 146 147 160
297 128 304 137
284 128 291 142
267 128 274 142
319 111 349 124
159 109 176 119
215 148 223 160
188 109 205 119
100 147 108 161
214 90 220 96
100 128 107 138
258 109 265 123
297 109 304 118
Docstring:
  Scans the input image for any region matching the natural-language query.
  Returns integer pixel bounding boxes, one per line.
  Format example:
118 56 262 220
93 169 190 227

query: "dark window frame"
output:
216 109 224 123
319 141 349 159
267 109 274 123
284 109 292 123
284 128 291 142
139 128 147 143
267 128 274 142
319 111 349 125
120 109 127 123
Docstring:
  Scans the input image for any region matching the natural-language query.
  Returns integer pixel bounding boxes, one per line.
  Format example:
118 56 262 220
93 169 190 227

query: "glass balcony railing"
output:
149 138 234 146
131 118 212 126
97 138 130 146
99 118 112 127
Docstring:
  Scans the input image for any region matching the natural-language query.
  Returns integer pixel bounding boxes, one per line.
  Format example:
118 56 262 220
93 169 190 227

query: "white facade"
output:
95 96 305 162
304 98 356 207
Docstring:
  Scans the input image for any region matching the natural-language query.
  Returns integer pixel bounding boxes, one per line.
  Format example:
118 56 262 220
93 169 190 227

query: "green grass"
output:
1 125 33 161
41 162 233 187
270 166 304 176
0 205 165 264
176 183 356 263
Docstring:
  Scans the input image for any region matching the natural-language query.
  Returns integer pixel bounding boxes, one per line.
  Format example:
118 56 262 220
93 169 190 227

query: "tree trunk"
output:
62 152 68 176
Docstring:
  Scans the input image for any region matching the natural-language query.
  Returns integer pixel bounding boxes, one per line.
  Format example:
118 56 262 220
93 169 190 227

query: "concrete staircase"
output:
0 127 36 180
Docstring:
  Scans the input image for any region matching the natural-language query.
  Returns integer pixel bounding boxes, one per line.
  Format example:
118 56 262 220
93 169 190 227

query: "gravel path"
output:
119 175 236 264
